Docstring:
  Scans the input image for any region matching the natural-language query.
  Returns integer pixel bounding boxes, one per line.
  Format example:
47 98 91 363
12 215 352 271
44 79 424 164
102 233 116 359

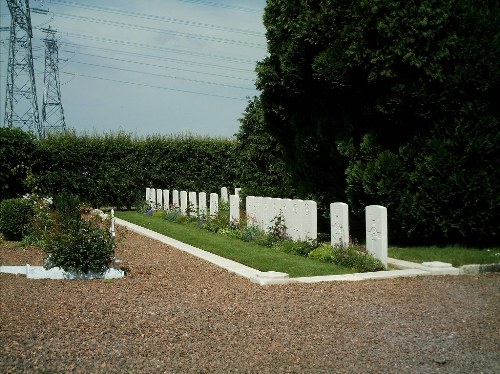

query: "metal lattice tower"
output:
41 26 66 135
3 0 41 137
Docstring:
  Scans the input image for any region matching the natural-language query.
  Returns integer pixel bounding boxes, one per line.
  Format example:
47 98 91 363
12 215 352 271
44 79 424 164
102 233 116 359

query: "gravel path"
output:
1 227 499 373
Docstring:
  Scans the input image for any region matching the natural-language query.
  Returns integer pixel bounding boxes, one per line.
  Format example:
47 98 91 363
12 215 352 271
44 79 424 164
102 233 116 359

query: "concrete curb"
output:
115 218 500 286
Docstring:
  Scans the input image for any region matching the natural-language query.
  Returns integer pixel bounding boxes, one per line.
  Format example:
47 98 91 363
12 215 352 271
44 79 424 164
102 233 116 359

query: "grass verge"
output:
389 246 500 267
115 211 354 277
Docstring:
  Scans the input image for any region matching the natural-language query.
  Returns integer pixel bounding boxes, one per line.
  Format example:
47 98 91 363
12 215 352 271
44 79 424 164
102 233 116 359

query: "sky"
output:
0 0 268 138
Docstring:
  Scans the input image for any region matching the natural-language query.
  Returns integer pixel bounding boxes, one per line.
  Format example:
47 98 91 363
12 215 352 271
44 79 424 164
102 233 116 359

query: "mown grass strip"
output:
389 246 500 267
116 211 353 277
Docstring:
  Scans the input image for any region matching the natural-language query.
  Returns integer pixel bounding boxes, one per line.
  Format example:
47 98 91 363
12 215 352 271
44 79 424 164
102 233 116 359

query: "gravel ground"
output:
1 226 499 373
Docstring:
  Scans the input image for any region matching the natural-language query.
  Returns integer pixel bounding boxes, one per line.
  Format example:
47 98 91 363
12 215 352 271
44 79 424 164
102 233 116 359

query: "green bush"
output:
39 192 114 274
0 128 37 201
308 242 385 273
44 217 113 274
0 198 33 241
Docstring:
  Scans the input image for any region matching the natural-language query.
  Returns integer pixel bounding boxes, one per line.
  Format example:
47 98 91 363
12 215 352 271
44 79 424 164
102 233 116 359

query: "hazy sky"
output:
0 0 267 137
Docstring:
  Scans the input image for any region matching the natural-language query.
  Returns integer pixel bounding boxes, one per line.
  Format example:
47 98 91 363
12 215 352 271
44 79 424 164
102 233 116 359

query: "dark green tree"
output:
256 0 499 245
235 96 295 199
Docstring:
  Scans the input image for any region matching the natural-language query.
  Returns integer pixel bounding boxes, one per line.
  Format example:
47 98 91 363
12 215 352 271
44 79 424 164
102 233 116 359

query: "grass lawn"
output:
115 211 354 277
389 246 500 267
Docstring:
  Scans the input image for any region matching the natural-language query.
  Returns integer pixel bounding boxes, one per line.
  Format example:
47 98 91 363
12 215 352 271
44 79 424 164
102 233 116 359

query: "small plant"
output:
0 198 33 241
308 240 385 272
165 209 182 222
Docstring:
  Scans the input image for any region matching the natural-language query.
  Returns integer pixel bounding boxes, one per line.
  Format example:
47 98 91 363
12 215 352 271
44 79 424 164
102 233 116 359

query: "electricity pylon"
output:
41 26 66 136
3 0 41 137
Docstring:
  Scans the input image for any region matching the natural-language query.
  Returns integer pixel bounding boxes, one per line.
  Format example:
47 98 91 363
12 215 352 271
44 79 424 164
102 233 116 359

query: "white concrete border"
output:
114 218 472 286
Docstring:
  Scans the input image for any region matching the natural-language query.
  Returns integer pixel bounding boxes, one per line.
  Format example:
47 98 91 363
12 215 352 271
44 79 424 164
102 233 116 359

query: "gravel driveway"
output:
1 227 499 373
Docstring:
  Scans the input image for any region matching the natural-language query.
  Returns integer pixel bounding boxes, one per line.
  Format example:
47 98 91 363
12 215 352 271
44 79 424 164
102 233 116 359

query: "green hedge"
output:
1 130 239 208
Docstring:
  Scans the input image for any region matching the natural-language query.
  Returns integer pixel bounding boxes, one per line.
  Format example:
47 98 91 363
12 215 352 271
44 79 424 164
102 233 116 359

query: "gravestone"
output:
303 200 317 240
172 190 179 209
365 205 388 266
229 195 239 224
163 190 170 210
221 187 228 203
156 189 163 210
283 199 295 240
330 202 349 246
149 188 157 207
180 191 188 215
254 196 265 230
209 193 219 217
263 197 274 232
146 188 150 204
188 191 197 215
245 196 257 226
198 192 207 217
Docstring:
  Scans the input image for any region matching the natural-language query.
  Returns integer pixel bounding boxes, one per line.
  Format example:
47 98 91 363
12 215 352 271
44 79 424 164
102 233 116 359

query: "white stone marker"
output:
149 188 157 207
290 199 303 241
263 197 274 232
283 199 295 240
188 191 197 215
365 205 388 266
221 187 228 203
180 191 188 215
146 188 150 204
245 196 257 226
156 189 163 209
172 190 179 209
330 202 349 246
235 188 241 197
162 189 170 210
303 200 317 240
254 196 264 229
209 193 219 217
229 195 239 224
198 192 207 217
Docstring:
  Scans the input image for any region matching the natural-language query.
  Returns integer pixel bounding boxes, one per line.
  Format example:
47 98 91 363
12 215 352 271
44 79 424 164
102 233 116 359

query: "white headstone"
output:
229 195 239 224
156 189 163 210
290 199 303 240
146 188 150 204
365 205 388 266
188 191 197 215
245 196 257 226
180 191 188 215
331 202 349 246
198 192 207 217
283 199 295 240
303 200 317 240
163 190 170 210
149 188 157 208
234 188 241 197
263 197 274 232
172 190 179 209
209 193 219 217
254 196 265 230
221 187 228 203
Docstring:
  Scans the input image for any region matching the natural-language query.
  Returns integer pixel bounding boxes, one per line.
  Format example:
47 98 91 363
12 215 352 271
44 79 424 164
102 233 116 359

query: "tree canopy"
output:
246 0 499 245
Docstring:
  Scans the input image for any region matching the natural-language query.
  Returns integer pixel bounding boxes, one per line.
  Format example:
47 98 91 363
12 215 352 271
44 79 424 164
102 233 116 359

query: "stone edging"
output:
115 218 499 286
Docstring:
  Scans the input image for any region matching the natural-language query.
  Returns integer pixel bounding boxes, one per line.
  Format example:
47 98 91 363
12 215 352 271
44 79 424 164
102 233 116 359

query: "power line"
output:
60 42 257 73
45 0 265 37
51 11 266 49
61 71 249 101
176 0 262 13
61 32 258 65
73 51 254 82
68 59 255 90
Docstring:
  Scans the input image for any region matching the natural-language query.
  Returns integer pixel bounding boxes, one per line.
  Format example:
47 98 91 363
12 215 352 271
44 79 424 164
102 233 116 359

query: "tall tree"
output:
255 0 499 245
